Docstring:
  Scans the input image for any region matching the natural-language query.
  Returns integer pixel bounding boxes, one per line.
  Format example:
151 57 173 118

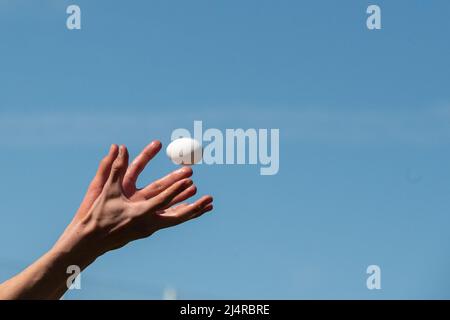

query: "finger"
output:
176 202 213 221
194 203 213 218
89 144 119 192
171 203 189 210
144 178 193 211
164 195 213 224
140 166 193 199
107 145 129 186
76 144 119 216
163 184 197 208
187 200 214 221
123 140 162 192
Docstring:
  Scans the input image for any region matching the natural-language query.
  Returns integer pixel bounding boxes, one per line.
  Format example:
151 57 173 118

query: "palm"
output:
75 141 196 221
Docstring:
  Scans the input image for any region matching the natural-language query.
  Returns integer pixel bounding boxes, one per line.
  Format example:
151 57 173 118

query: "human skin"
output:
0 141 213 300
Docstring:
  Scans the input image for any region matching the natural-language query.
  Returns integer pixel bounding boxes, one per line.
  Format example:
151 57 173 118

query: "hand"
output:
0 142 213 300
59 143 213 258
74 140 198 223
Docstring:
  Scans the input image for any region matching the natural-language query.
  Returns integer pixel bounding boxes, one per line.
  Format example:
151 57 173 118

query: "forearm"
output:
0 142 213 299
0 223 97 300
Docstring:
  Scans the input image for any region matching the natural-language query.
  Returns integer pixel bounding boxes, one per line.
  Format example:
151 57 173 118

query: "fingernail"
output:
185 179 193 186
119 145 124 156
151 140 161 148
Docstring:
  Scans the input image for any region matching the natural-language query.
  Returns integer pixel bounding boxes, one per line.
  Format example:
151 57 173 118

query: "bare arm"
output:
0 142 213 299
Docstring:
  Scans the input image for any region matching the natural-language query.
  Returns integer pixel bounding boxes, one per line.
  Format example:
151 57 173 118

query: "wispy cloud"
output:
1 106 450 148
287 105 450 146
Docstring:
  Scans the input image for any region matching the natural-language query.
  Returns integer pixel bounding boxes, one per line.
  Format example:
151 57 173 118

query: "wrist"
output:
51 221 101 271
0 226 99 300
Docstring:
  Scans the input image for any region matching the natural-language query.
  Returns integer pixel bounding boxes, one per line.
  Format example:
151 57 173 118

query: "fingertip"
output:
109 144 119 156
151 140 162 150
184 178 193 187
120 145 130 159
183 166 193 176
188 195 212 211
194 203 213 219
203 195 214 204
175 166 193 177
101 144 119 168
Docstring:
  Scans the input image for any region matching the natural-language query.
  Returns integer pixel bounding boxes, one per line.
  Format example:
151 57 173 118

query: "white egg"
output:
166 137 203 165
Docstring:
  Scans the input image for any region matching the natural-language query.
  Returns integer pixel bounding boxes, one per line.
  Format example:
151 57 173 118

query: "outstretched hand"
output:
64 142 213 256
75 141 201 221
0 141 213 300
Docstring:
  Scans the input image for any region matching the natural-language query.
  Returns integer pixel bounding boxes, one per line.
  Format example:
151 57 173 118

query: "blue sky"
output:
1 0 450 299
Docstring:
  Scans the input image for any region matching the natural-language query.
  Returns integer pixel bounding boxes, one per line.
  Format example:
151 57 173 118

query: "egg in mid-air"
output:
166 137 203 165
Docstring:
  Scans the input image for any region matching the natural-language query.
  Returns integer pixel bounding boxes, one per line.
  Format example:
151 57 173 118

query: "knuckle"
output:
112 160 123 171
153 182 164 191
100 157 109 167
156 195 170 207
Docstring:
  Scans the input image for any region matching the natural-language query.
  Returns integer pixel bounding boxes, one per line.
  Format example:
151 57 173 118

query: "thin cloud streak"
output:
1 106 450 147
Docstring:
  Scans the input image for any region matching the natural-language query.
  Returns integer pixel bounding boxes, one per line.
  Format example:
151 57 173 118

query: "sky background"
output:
1 0 450 299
